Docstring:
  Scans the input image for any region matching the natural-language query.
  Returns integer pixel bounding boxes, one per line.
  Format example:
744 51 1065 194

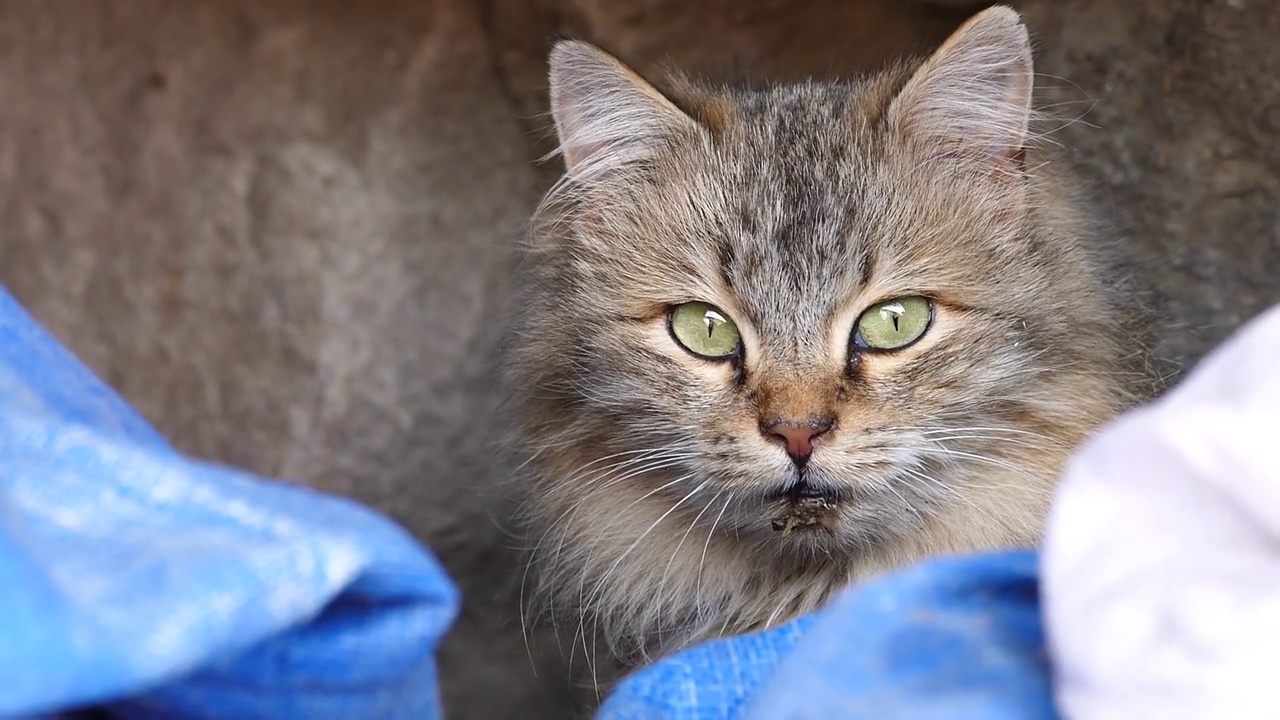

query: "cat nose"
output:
761 419 834 465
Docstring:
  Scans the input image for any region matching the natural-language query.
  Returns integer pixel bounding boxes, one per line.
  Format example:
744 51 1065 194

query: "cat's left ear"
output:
886 6 1033 170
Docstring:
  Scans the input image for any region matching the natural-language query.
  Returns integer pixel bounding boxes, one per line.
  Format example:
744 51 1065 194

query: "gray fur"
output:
507 6 1148 667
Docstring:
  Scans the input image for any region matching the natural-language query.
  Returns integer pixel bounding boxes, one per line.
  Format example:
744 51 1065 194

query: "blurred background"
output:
0 0 1275 717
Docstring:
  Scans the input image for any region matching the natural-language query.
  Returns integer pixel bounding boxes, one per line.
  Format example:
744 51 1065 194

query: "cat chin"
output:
759 479 845 538
740 471 907 540
724 492 904 556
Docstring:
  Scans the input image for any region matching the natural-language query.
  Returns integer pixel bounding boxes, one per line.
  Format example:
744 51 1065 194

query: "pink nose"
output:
762 419 834 464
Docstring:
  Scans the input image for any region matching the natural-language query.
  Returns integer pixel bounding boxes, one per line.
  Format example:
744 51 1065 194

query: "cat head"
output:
512 6 1138 655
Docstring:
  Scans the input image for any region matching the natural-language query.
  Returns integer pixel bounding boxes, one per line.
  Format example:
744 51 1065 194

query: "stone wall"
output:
0 0 1274 716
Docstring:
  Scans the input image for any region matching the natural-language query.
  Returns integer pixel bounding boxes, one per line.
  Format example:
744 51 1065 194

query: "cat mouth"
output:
766 480 842 536
763 478 843 503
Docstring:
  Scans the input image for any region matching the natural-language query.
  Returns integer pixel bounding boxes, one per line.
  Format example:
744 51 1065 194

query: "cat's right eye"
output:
669 302 741 360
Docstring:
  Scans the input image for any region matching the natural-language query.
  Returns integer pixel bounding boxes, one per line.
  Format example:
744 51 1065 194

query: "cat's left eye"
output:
853 296 933 351
669 302 741 360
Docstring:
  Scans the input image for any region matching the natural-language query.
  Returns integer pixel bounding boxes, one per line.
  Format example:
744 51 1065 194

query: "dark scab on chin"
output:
770 494 839 536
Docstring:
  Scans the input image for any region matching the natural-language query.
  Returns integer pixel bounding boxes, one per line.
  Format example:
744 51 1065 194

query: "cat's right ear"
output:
548 40 701 181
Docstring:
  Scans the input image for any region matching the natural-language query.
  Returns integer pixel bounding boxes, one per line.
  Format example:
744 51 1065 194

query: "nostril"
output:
761 418 835 464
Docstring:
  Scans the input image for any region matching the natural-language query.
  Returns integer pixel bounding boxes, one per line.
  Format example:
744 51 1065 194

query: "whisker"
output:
585 477 707 609
696 494 734 606
657 486 727 609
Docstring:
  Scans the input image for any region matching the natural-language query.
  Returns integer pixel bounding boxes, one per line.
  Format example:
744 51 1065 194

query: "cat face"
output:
513 6 1136 658
534 111 1091 547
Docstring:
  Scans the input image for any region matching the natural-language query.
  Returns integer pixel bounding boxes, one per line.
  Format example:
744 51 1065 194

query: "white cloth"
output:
1044 303 1280 720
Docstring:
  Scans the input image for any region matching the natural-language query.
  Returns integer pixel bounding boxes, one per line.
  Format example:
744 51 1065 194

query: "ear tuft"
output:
548 41 701 180
887 6 1034 167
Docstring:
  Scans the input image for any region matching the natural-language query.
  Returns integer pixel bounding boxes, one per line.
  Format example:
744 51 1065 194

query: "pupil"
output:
704 315 717 338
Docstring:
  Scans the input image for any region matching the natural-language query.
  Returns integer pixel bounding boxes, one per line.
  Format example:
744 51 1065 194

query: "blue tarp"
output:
600 552 1052 720
0 286 459 719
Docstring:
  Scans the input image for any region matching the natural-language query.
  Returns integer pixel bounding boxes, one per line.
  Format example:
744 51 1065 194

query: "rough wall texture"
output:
1023 0 1280 370
0 2 565 716
0 0 1274 716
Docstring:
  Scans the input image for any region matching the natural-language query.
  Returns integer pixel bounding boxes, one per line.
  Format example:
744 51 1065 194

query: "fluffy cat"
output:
509 6 1145 666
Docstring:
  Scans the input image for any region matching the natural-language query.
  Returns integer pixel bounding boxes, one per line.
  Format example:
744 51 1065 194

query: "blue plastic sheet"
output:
600 552 1053 720
0 286 459 719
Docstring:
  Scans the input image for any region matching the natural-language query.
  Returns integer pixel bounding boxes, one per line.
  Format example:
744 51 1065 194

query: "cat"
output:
507 5 1148 669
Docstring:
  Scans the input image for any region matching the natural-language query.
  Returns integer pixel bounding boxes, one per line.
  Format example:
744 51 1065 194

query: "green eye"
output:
854 296 933 351
669 302 741 359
